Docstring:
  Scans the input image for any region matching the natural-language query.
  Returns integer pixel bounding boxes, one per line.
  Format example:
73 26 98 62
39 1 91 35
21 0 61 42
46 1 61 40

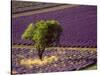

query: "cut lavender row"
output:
12 48 97 74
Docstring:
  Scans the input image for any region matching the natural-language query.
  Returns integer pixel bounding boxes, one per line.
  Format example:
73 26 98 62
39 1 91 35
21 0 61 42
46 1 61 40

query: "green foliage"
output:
22 20 63 60
21 23 34 40
22 20 62 48
32 20 63 49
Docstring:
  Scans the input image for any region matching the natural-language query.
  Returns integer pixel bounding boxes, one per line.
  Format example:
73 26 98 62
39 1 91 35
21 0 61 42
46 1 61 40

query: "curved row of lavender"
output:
12 5 97 47
12 48 97 74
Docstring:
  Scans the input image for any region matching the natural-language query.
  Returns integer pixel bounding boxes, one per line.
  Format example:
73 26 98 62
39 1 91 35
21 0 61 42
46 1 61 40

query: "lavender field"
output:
12 5 97 47
12 1 97 74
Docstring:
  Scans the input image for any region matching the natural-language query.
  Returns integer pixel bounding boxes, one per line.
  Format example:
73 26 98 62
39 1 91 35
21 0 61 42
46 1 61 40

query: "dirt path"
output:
12 45 96 51
12 4 79 18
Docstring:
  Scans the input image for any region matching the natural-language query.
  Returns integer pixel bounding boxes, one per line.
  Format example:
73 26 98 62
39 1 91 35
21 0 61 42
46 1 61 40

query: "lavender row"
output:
12 40 97 48
12 48 97 59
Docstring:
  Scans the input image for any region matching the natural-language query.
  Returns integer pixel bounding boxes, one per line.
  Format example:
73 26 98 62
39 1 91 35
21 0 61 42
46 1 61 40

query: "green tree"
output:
22 20 63 60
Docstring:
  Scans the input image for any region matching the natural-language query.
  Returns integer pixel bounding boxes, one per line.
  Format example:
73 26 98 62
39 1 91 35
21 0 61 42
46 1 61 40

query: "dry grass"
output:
12 45 96 51
20 56 58 68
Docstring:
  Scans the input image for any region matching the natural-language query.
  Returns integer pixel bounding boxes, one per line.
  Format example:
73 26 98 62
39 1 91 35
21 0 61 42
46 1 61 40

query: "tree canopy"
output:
22 20 63 60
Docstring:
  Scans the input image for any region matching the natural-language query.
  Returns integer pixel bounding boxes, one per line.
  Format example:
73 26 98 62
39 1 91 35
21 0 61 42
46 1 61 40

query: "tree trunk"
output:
37 48 45 60
55 38 60 46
